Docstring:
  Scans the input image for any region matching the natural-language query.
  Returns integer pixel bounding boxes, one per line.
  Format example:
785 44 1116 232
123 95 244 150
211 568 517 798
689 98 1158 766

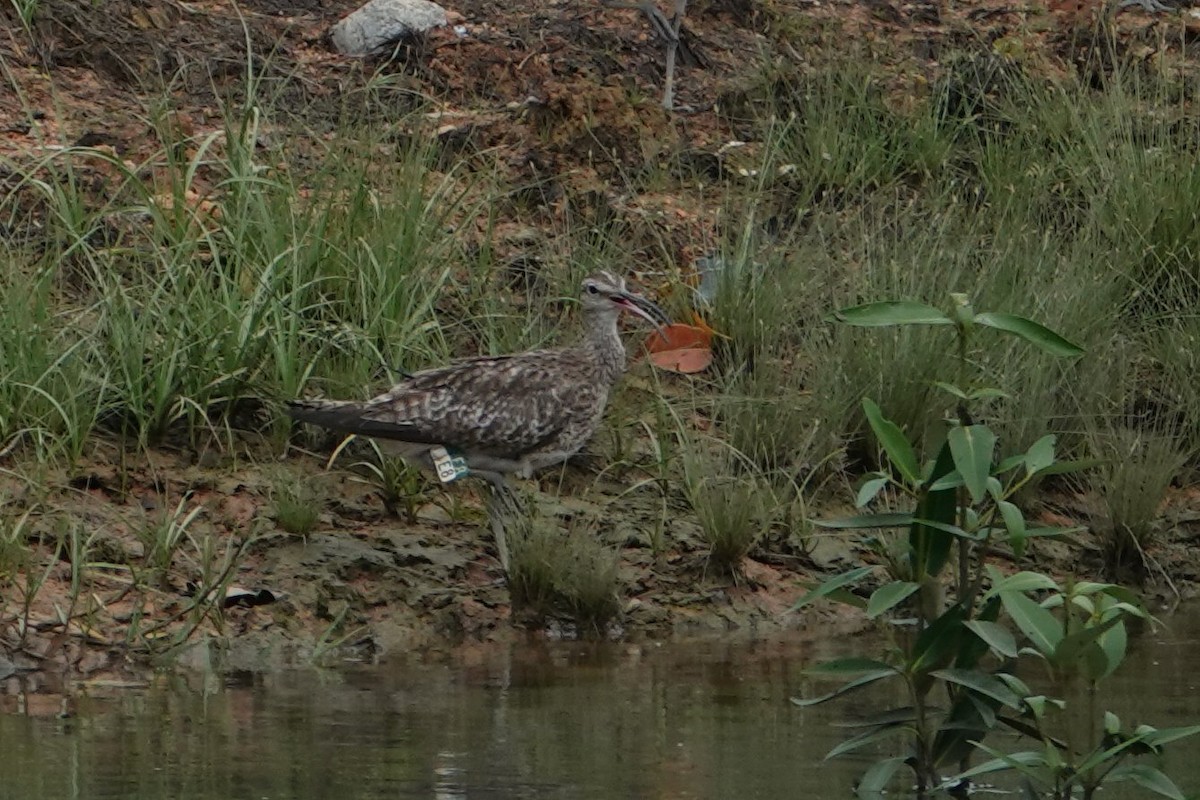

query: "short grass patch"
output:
506 515 622 631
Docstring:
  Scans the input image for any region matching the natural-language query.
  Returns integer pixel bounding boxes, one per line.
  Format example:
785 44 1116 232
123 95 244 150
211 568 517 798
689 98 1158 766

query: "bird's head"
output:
580 271 670 333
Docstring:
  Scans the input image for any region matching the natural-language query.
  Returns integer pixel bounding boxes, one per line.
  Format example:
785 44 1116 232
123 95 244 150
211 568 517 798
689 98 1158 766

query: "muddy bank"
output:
0 440 853 682
5 437 1199 687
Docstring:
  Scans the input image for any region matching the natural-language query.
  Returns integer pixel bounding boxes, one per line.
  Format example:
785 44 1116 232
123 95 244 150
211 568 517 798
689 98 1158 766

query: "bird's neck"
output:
583 309 627 384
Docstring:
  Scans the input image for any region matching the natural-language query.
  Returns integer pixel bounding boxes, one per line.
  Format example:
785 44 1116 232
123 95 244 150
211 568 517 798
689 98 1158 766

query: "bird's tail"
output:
286 399 369 433
287 399 430 444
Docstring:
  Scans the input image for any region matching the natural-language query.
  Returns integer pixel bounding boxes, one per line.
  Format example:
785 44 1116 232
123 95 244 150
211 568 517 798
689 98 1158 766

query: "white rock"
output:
330 0 448 56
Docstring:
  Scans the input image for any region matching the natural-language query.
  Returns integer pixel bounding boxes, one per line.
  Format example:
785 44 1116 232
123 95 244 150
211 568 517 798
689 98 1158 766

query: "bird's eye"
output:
585 284 599 295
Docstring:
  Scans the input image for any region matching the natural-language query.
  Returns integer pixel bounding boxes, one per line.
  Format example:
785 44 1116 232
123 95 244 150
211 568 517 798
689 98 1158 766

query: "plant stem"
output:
955 323 971 604
910 672 931 797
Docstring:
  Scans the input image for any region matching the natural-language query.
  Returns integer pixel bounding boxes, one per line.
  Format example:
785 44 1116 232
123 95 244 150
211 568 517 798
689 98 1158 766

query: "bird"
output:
287 270 670 570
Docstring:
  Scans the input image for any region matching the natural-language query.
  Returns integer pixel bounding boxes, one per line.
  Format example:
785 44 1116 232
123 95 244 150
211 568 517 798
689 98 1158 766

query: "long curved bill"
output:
616 292 671 338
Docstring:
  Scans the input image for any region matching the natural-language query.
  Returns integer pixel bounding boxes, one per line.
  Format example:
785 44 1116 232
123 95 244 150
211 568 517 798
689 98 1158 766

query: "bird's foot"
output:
1117 0 1174 11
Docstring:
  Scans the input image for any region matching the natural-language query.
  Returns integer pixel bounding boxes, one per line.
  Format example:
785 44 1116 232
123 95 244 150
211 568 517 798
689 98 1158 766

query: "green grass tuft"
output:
1091 425 1189 582
506 516 621 630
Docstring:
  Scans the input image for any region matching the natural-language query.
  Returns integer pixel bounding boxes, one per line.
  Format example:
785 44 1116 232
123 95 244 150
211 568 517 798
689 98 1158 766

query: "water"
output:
3 615 1200 800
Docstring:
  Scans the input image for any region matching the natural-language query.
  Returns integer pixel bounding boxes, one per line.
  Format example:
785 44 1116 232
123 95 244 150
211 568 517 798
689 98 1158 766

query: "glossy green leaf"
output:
910 518 974 539
928 470 965 491
866 581 921 618
1095 583 1146 608
931 668 1023 710
964 620 1018 658
994 453 1026 474
974 312 1084 358
1142 724 1200 746
963 506 981 528
932 697 993 770
1070 594 1096 615
826 724 909 759
1107 766 1187 800
931 382 1008 403
949 748 1046 782
947 697 995 747
998 501 1027 559
1021 695 1050 722
1024 435 1056 475
954 597 1002 670
791 668 899 707
934 380 969 399
856 756 910 798
834 301 953 327
1034 458 1103 476
815 513 914 530
999 590 1063 657
863 398 921 485
986 476 1004 501
1055 614 1125 673
911 604 967 673
983 571 1060 601
1079 733 1163 775
855 475 889 508
1106 600 1149 620
938 707 994 764
995 672 1034 698
910 440 956 578
1095 620 1127 681
1023 526 1084 540
1082 641 1110 681
1072 581 1115 596
792 566 876 611
949 425 996 504
1043 739 1067 769
822 587 868 610
806 657 897 675
832 707 919 728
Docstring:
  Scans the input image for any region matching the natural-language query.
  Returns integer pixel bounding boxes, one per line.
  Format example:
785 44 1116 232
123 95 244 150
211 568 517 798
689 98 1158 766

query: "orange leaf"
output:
644 323 712 354
689 312 717 336
648 347 713 374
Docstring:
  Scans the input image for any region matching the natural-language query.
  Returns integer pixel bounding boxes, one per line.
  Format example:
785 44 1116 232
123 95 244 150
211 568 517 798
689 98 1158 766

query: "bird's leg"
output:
473 470 523 574
1116 0 1173 10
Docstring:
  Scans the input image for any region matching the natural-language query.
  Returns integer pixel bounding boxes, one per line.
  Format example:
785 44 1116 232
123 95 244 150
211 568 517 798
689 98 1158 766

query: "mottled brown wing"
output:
350 349 599 457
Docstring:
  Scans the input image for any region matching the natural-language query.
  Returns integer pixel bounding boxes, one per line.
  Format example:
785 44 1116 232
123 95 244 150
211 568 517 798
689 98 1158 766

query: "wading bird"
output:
288 271 670 569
